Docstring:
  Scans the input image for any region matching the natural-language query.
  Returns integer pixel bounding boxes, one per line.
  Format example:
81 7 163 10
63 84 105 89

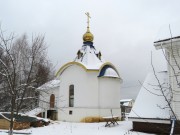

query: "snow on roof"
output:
37 79 60 90
120 99 134 102
123 102 130 107
0 112 38 122
25 107 45 116
154 36 180 44
75 44 105 70
154 36 180 50
129 71 171 120
98 65 120 78
103 67 119 78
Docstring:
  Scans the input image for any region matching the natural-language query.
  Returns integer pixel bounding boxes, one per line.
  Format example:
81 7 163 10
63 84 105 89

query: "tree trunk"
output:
9 97 15 135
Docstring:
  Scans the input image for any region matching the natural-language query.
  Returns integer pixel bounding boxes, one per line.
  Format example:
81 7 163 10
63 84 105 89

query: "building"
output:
38 13 122 122
120 99 134 119
128 72 172 134
129 36 180 134
154 36 180 133
0 113 47 130
154 36 180 120
37 79 60 120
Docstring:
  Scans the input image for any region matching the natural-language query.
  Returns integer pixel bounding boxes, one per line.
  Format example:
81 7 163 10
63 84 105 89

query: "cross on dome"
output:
85 12 91 28
83 12 94 43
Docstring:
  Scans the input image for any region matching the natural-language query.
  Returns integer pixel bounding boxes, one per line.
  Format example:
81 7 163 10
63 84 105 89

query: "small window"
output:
69 85 74 107
69 110 73 115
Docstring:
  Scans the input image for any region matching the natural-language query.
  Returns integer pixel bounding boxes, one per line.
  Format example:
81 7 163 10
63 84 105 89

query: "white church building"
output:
37 13 122 122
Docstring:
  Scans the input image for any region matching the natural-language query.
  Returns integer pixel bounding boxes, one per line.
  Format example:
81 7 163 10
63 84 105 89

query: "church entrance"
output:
47 110 58 120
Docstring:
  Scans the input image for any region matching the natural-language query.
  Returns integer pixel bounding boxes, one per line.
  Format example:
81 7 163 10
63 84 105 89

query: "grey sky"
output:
1 0 180 99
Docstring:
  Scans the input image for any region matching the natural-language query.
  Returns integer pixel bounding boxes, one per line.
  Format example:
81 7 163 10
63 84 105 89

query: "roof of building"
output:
128 71 171 120
98 65 119 78
0 112 38 122
25 107 45 116
154 35 180 50
120 99 134 102
37 79 60 90
74 44 104 70
154 36 180 43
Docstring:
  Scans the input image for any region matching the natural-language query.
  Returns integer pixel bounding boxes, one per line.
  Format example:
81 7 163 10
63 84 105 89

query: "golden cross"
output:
85 12 91 28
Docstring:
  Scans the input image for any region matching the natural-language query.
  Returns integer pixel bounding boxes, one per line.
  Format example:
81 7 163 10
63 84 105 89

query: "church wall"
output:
58 65 101 121
58 108 121 122
84 71 99 107
98 77 121 110
58 64 121 121
59 65 99 108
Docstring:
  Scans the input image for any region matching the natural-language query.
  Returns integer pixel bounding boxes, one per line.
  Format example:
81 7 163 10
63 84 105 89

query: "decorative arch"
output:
50 94 55 108
98 62 120 78
55 62 87 77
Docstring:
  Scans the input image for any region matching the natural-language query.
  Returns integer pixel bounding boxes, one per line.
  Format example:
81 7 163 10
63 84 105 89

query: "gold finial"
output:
83 12 94 42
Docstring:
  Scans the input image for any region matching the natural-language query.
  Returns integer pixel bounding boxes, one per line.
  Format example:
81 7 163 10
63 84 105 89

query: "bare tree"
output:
150 26 180 134
130 26 180 135
0 27 54 135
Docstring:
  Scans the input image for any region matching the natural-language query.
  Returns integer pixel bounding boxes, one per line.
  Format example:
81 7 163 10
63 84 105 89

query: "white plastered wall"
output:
58 65 99 108
58 64 121 122
98 77 121 108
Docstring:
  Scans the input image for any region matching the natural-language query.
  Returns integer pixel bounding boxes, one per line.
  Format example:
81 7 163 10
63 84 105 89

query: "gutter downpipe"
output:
170 116 176 135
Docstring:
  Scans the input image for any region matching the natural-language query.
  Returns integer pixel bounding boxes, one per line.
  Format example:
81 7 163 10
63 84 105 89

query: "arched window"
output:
69 85 74 107
50 94 55 108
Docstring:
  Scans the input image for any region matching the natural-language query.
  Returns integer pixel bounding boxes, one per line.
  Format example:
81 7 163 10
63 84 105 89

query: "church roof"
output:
128 71 171 120
98 65 119 78
56 42 121 78
74 44 104 70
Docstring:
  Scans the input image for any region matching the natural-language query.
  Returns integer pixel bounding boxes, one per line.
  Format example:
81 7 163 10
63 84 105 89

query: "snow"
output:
37 79 60 90
103 67 119 78
129 71 171 120
25 107 45 116
120 99 134 107
0 112 10 121
75 45 104 70
120 99 133 102
102 116 119 119
0 121 155 135
123 102 129 107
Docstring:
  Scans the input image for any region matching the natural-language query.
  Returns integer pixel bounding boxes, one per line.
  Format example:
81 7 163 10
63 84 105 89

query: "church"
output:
37 13 122 122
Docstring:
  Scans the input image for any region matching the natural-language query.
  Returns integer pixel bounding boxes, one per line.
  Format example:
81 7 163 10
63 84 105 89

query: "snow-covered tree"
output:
0 27 54 135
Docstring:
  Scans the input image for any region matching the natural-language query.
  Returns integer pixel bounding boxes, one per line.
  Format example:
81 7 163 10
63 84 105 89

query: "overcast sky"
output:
1 0 180 99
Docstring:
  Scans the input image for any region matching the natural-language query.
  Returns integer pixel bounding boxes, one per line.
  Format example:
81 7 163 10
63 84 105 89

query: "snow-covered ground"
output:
0 121 155 135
